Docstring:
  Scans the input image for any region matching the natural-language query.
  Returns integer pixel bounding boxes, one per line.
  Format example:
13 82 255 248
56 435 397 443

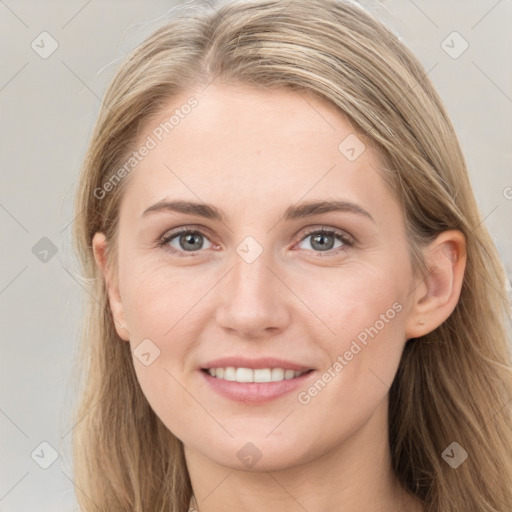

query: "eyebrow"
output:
141 199 375 224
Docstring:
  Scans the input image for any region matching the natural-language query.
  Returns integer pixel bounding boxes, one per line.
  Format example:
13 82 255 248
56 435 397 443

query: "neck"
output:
184 398 424 512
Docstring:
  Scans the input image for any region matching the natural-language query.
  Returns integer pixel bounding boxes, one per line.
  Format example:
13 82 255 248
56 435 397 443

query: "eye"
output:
158 227 215 257
157 226 354 258
295 227 354 256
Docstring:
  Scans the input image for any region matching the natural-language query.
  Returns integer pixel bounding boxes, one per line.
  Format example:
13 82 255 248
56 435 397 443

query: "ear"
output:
92 232 130 342
405 229 467 340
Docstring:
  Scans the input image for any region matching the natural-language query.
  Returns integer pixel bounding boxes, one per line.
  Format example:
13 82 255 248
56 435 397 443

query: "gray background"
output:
1 1 511 510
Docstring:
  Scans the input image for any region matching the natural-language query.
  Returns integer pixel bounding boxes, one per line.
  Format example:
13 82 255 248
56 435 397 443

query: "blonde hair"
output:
71 0 512 510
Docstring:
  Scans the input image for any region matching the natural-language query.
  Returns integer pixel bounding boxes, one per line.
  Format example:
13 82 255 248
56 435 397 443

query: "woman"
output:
71 0 512 510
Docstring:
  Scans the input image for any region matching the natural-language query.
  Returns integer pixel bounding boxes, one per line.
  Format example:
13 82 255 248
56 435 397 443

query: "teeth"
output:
206 367 308 383
284 369 296 380
271 368 284 381
224 367 236 381
254 369 271 382
236 367 253 382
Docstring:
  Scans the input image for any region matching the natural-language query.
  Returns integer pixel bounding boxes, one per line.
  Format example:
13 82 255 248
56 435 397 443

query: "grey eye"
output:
297 231 344 252
167 231 213 252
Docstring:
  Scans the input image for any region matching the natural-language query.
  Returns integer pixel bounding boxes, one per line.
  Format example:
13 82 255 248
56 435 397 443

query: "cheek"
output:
293 262 406 343
293 265 407 401
117 260 200 389
120 256 216 339
286 270 407 462
121 265 208 430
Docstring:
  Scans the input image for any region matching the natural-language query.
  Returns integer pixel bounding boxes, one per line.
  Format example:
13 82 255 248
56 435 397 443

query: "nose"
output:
215 249 291 339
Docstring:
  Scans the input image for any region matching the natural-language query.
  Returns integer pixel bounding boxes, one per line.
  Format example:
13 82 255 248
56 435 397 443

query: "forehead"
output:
119 84 397 223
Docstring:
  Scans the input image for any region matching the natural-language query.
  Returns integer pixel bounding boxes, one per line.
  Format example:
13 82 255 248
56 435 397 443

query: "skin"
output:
93 83 466 512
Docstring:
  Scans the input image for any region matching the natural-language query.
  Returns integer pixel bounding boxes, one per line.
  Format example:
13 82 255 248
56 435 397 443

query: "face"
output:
96 83 421 472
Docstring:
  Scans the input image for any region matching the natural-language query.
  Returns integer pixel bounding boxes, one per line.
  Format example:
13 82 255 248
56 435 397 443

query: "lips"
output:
200 367 316 403
198 356 316 403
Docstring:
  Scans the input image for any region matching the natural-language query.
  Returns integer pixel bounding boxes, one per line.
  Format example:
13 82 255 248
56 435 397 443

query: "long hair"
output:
71 1 512 510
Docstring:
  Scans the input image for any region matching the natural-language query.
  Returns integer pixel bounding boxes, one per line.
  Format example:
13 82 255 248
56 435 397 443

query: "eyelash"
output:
157 226 355 258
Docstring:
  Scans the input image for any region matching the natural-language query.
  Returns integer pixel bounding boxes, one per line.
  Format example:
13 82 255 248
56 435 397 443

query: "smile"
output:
204 367 311 383
200 367 316 403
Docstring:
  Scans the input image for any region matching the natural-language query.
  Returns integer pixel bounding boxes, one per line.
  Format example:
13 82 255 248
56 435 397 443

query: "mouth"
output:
199 367 316 404
201 367 314 383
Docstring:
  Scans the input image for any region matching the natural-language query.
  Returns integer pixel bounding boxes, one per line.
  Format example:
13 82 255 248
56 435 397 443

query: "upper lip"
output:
201 357 314 372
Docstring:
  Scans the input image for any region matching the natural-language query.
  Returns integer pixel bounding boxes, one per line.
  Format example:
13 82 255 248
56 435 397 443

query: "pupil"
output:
181 233 202 251
312 233 334 251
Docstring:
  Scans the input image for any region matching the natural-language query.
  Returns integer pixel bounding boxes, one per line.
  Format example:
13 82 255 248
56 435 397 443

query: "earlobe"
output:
405 230 467 340
91 232 130 342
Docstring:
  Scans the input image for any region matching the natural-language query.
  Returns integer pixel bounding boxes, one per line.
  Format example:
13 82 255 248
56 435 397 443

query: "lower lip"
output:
200 369 315 404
